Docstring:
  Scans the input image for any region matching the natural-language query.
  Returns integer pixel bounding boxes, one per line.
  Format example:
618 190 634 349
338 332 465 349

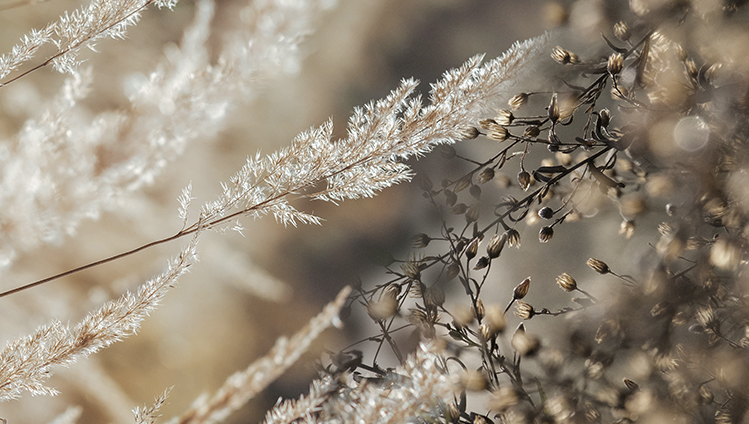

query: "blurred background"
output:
0 0 646 422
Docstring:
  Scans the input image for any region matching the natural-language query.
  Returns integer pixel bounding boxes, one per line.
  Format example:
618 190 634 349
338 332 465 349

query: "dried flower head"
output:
517 170 531 191
486 233 507 259
607 53 624 75
411 233 431 248
524 125 540 138
513 277 531 300
508 92 529 110
477 167 495 184
587 258 610 274
514 301 535 320
538 206 554 220
539 226 554 243
474 298 485 321
465 238 479 260
619 220 635 239
556 273 577 292
551 46 579 64
488 387 519 412
495 109 514 125
614 21 631 41
506 228 521 248
485 305 506 334
511 323 540 355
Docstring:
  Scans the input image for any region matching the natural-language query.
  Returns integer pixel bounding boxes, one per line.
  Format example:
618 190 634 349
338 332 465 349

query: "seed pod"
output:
477 168 495 184
495 109 514 125
538 206 554 220
487 233 507 259
514 301 535 320
513 277 531 300
465 238 479 260
487 125 509 142
465 204 480 223
462 127 481 139
411 233 431 248
614 21 631 41
473 256 489 270
517 170 531 191
508 92 529 110
551 46 579 64
506 228 521 248
446 262 460 280
539 226 554 243
548 93 560 123
587 258 610 274
474 298 485 321
556 273 577 292
607 53 623 75
511 323 540 355
524 125 540 138
619 220 635 239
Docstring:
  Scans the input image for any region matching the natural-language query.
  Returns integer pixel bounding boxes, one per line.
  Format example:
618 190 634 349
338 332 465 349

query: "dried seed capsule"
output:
508 92 529 110
474 298 485 321
487 125 509 142
513 277 531 299
551 46 579 64
587 258 610 274
462 127 481 139
511 323 540 355
465 204 480 223
506 228 521 248
548 93 560 123
524 125 540 138
556 273 577 292
411 233 431 248
486 233 507 259
485 305 506 333
477 167 495 184
465 238 479 260
495 109 514 125
479 118 498 130
517 170 531 191
514 301 535 320
473 256 489 270
446 262 460 280
619 220 635 239
539 226 554 243
538 206 554 220
614 21 631 41
607 53 624 75
451 203 467 215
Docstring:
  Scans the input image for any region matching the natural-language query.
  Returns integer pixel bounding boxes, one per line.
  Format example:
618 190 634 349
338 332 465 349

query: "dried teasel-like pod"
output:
494 109 514 125
506 228 521 248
